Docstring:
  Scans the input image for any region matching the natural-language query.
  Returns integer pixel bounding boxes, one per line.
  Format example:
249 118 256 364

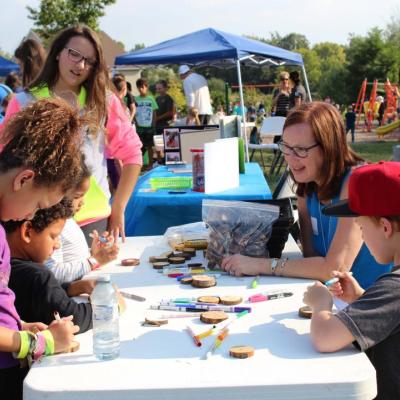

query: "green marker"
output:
251 276 259 289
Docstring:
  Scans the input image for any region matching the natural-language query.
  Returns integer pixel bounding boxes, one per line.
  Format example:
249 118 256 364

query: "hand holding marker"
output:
324 272 353 287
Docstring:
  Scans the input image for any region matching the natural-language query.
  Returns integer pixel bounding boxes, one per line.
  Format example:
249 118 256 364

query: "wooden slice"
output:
298 305 313 319
191 275 216 288
220 296 242 306
183 247 196 256
173 243 185 251
200 311 228 324
197 296 220 304
152 261 170 270
154 255 169 263
184 239 208 250
229 345 254 359
160 251 173 258
188 263 203 268
121 258 140 267
144 317 168 327
148 256 157 263
169 256 186 264
180 276 193 285
181 252 193 260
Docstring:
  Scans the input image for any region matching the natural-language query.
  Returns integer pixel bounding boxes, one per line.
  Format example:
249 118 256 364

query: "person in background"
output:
304 161 400 400
186 107 201 125
135 78 158 170
3 25 143 243
4 72 22 93
345 105 356 143
289 71 307 109
179 65 212 125
246 104 257 122
272 71 291 118
155 80 175 134
222 102 392 289
125 80 136 121
14 39 46 88
0 98 82 399
0 84 13 124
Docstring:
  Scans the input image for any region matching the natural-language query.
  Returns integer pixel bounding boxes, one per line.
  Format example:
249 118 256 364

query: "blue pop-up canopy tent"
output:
115 28 311 159
0 56 19 76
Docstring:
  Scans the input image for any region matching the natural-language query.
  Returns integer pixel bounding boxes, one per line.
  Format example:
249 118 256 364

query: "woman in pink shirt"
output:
4 25 143 243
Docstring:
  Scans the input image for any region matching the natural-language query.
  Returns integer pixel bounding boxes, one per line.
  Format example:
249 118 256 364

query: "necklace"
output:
318 199 332 255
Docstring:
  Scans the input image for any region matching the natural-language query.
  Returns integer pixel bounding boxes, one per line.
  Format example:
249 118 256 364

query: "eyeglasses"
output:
278 141 319 158
280 78 289 81
64 47 97 69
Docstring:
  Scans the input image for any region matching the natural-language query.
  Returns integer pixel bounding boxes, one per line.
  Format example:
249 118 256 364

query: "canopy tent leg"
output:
236 59 249 162
302 65 312 102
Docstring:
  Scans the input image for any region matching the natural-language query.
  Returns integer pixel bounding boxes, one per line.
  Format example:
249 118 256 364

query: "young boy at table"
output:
45 159 119 284
303 161 400 400
4 199 94 333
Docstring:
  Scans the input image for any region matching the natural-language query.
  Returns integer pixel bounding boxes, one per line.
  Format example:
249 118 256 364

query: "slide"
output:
376 119 400 137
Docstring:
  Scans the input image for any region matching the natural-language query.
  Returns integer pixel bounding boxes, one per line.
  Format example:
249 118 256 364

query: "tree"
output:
27 0 116 40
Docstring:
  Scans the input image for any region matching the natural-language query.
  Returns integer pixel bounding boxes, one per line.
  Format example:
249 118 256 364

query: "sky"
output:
1 0 399 55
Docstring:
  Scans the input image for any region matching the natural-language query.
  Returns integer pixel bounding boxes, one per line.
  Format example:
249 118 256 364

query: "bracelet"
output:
41 330 55 356
270 258 279 276
14 331 31 359
279 258 289 276
33 333 46 362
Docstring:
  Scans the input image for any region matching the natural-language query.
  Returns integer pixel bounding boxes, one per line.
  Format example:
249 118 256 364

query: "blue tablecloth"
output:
125 162 272 235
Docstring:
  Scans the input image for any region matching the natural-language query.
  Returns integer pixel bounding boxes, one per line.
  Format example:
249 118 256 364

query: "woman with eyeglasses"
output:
3 25 142 244
271 71 291 117
222 102 392 288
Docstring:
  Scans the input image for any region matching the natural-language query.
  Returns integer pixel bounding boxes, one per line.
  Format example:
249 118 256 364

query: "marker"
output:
89 233 112 247
197 327 215 340
150 304 251 313
219 310 249 330
248 291 293 303
251 276 259 289
205 328 229 359
325 272 353 287
159 313 200 318
186 325 202 347
119 291 146 302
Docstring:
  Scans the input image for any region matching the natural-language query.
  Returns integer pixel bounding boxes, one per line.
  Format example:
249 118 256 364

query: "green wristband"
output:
42 330 55 356
16 331 31 359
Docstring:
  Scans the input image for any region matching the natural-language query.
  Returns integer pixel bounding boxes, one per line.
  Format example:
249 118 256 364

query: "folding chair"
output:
248 116 286 174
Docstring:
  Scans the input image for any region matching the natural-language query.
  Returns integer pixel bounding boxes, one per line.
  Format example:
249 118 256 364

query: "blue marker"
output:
325 272 352 287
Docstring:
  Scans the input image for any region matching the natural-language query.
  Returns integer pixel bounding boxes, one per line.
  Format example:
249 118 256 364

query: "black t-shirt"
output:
9 258 92 333
273 89 290 117
336 266 400 400
156 94 174 126
289 84 307 109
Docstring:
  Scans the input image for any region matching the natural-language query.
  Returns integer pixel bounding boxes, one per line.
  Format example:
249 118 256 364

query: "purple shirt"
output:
0 223 21 368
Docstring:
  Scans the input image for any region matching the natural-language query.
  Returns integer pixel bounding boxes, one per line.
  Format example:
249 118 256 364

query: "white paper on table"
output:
204 137 239 194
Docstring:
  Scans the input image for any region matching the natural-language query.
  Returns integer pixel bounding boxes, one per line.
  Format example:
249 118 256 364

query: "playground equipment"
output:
376 79 399 137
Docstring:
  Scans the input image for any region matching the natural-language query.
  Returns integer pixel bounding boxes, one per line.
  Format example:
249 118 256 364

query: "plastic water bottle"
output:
91 275 120 360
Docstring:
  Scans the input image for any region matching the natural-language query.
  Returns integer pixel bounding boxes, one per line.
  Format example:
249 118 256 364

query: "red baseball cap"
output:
323 161 400 217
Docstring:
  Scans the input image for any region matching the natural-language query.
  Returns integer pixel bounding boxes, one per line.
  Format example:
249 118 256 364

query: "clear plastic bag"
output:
163 221 209 249
202 199 279 268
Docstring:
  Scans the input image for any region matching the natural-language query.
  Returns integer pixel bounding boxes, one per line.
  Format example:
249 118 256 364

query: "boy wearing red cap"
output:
303 161 400 400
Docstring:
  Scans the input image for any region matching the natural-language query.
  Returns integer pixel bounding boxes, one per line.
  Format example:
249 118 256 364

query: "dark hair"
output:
284 102 364 201
136 78 147 88
157 80 168 89
29 25 109 130
126 81 132 92
5 72 21 92
14 39 46 88
1 93 13 109
0 97 83 192
289 71 300 85
3 197 74 234
112 75 126 92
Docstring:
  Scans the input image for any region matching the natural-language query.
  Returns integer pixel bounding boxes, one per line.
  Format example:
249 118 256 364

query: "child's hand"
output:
67 279 97 296
303 282 333 311
21 322 48 333
48 315 79 353
328 271 364 303
90 230 119 266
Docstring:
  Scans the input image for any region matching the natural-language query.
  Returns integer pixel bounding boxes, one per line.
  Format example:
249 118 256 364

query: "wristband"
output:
42 330 55 356
270 258 278 276
33 333 46 362
14 331 31 359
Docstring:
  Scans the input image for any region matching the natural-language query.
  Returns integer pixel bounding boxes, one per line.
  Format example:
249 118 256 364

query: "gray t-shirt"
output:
289 84 307 109
336 266 400 400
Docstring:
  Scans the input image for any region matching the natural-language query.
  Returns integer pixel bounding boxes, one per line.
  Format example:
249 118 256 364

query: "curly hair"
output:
0 97 84 192
3 197 74 234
